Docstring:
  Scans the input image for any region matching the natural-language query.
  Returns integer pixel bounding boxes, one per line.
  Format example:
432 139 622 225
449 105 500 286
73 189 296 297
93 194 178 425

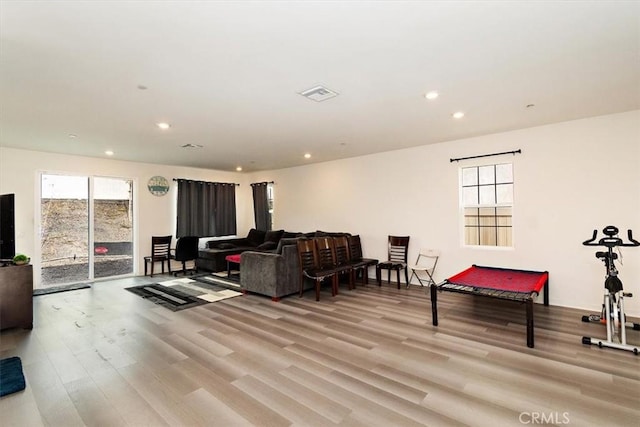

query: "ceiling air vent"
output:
299 85 339 102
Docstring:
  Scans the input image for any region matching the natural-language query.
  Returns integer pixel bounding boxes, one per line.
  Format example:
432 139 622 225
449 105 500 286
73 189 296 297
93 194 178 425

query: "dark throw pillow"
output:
264 229 285 244
246 228 267 246
257 241 277 250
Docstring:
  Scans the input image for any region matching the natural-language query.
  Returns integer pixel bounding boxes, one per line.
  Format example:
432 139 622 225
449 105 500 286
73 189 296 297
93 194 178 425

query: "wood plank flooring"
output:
1 275 639 426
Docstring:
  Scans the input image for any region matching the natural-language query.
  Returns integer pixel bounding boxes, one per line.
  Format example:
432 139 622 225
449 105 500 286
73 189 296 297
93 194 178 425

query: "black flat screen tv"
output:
0 193 16 260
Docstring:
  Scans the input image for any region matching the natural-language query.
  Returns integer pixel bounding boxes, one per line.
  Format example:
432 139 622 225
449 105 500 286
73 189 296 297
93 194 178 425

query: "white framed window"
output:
461 163 513 247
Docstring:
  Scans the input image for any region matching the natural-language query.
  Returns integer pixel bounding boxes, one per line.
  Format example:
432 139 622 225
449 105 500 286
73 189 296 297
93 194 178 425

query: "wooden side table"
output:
0 264 33 330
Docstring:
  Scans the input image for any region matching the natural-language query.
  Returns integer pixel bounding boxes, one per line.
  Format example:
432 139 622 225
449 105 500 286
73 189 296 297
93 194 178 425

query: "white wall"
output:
2 110 638 314
0 148 253 287
249 110 640 315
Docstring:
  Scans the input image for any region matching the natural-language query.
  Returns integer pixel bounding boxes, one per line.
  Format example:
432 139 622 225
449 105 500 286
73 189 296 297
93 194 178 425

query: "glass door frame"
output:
36 171 137 289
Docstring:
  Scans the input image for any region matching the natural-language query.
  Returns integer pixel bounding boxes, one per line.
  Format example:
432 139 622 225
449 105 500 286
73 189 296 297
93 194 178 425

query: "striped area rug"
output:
125 277 241 311
192 272 241 291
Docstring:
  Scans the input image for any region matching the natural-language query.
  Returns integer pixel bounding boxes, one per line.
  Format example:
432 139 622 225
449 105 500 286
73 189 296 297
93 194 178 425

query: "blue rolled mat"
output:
0 356 26 397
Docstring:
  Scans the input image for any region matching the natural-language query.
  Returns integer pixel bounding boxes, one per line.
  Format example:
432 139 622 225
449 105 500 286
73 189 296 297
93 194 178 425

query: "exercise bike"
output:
581 225 640 355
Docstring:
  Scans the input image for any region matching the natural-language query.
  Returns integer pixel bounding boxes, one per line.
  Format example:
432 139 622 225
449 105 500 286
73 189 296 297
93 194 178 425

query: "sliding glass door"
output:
93 177 134 279
40 174 134 288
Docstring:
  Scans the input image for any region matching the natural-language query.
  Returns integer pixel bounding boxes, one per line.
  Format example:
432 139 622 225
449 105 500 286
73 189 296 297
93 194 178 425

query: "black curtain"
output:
176 179 237 237
214 183 237 236
251 182 271 231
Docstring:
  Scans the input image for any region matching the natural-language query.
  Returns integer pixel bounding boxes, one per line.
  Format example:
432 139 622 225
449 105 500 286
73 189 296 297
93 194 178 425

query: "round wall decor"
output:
147 176 170 196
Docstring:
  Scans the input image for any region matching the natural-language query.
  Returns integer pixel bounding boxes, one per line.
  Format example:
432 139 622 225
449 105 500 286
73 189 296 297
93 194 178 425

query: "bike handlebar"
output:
583 226 640 248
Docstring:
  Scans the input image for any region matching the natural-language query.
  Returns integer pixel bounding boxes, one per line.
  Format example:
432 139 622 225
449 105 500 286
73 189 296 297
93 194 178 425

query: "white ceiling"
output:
1 1 639 172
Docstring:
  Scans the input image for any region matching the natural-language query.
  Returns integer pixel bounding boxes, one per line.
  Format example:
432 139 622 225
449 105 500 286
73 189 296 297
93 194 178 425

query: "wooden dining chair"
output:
297 238 338 301
376 235 410 288
144 235 172 277
347 235 378 285
332 235 355 290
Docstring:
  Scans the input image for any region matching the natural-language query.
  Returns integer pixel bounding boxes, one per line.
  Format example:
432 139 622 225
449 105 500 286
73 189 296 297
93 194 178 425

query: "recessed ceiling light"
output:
181 143 203 149
105 150 114 156
68 134 77 138
299 85 339 102
425 91 439 100
236 166 243 172
157 122 171 130
526 104 535 108
137 84 148 90
452 111 465 119
304 153 311 159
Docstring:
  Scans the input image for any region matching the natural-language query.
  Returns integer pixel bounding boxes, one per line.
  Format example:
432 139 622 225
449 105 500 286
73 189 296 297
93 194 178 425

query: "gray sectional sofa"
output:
240 238 310 301
198 228 293 272
200 229 358 301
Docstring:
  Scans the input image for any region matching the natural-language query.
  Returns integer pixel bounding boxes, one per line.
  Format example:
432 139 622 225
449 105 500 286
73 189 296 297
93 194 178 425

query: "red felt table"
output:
430 265 549 348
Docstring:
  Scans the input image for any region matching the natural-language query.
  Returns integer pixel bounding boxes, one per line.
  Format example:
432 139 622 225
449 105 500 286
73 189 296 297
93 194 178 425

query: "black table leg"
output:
526 297 534 348
430 284 438 326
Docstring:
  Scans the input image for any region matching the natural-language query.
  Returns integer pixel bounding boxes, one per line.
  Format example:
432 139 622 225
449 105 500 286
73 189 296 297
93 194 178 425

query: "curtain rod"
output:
450 149 521 163
173 178 239 186
250 181 275 186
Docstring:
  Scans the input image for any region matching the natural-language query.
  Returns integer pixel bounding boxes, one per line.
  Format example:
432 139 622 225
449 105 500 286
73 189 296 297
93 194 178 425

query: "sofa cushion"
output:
282 231 302 239
217 243 236 249
316 230 351 237
264 229 285 244
246 228 267 246
257 241 277 250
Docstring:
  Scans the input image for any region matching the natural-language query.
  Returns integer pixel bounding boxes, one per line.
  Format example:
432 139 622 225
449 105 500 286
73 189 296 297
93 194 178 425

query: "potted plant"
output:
12 254 30 265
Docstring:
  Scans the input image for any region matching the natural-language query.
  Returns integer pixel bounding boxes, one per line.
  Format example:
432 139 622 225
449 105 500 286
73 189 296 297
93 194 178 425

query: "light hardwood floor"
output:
1 274 639 426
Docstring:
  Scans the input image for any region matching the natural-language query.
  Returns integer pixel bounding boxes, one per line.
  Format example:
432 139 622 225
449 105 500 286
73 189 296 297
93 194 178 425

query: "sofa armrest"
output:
241 251 284 296
240 245 303 299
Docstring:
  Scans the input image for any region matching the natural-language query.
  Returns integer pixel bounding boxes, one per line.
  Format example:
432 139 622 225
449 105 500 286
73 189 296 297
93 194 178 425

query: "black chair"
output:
376 235 410 289
171 236 200 276
144 235 172 277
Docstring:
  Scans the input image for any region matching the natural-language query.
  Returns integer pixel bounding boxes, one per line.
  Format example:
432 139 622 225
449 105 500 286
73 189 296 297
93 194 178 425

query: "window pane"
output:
463 187 478 205
479 207 496 216
497 227 512 247
462 167 478 186
479 186 495 204
496 206 512 217
465 227 479 245
497 214 512 227
496 183 513 204
480 227 497 246
479 215 496 227
94 177 134 279
496 163 513 183
478 165 495 185
464 208 478 226
41 174 90 287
